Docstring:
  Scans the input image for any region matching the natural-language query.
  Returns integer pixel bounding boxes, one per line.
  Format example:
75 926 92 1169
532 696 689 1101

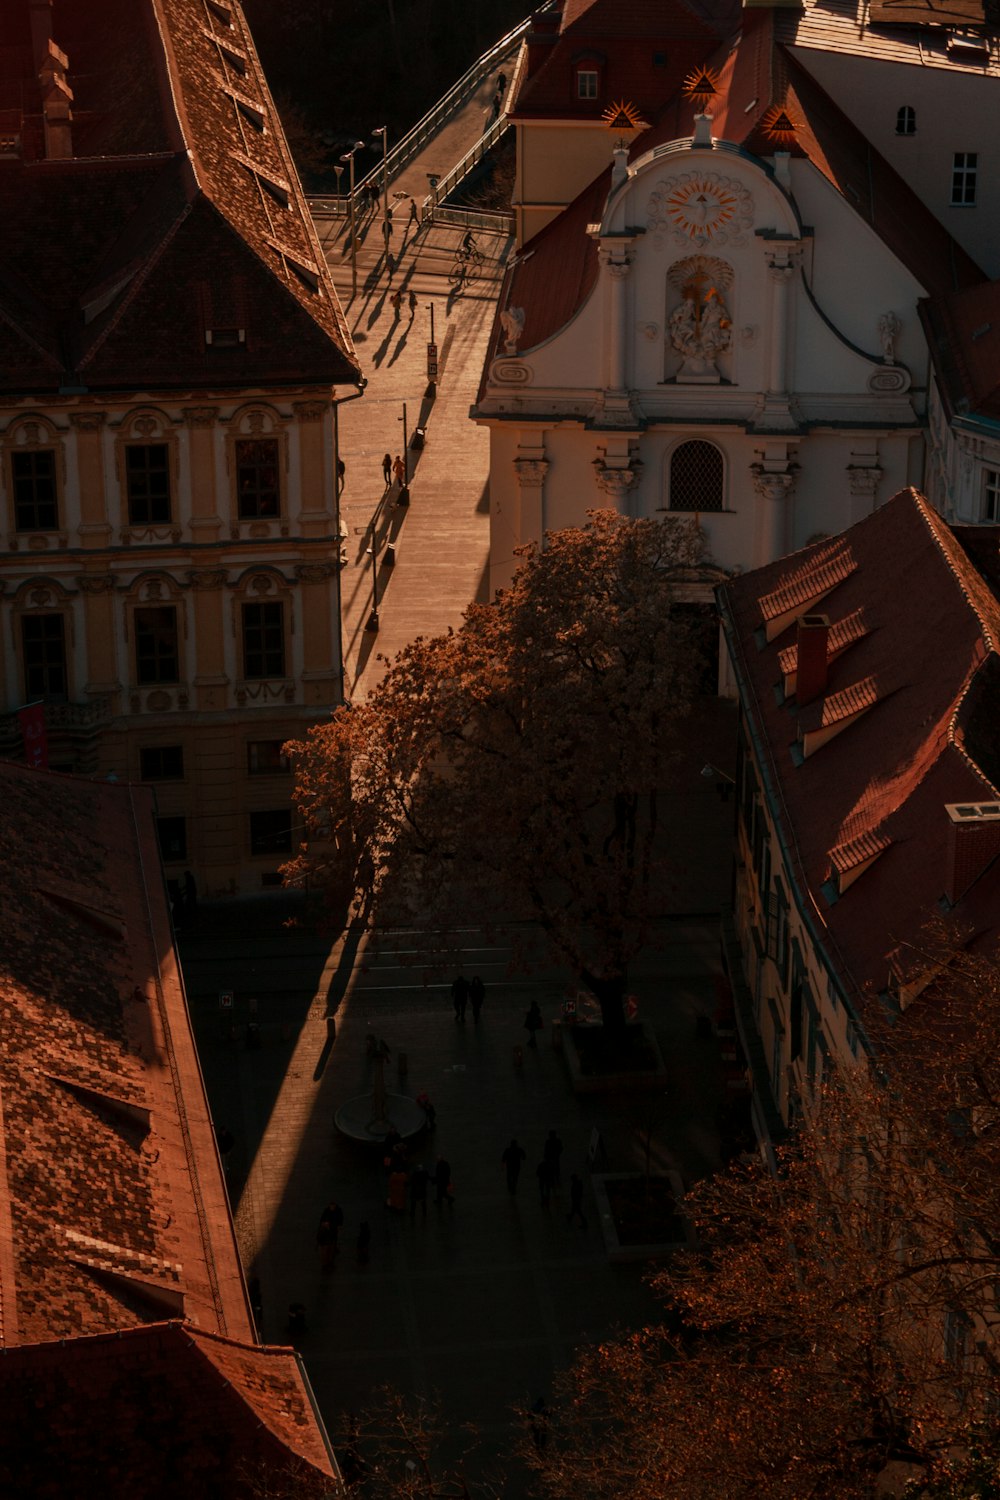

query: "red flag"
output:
18 702 48 769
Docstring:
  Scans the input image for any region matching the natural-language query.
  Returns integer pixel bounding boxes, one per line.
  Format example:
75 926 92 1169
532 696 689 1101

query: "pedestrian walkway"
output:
180 910 731 1495
320 107 512 699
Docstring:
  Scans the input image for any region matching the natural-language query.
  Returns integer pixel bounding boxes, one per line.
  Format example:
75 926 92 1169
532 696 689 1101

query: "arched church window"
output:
895 105 916 136
669 441 724 512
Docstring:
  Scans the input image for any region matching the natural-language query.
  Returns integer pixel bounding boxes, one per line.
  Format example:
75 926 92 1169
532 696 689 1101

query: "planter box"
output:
561 1020 669 1094
592 1170 693 1263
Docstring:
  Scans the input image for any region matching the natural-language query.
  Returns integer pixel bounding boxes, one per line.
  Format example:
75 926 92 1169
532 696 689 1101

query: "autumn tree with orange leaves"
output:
284 511 706 1036
523 931 1000 1498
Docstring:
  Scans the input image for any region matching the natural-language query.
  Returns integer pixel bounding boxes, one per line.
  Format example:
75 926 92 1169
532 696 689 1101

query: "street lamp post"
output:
340 140 364 301
372 125 389 258
365 542 379 632
397 401 409 501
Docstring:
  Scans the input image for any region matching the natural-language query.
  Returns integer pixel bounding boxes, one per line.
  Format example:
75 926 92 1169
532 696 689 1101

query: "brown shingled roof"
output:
718 489 1000 1009
919 277 1000 425
0 763 251 1346
0 1322 336 1499
0 0 359 394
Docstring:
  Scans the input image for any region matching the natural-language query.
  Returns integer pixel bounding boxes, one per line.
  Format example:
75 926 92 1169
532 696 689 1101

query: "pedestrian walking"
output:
386 1167 408 1215
317 1199 343 1271
536 1157 553 1206
356 1221 371 1265
408 196 419 227
434 1155 454 1206
390 289 402 315
337 456 346 494
408 289 417 314
491 91 502 121
382 213 393 246
543 1128 563 1186
567 1173 588 1229
524 999 543 1048
497 70 507 95
502 1138 526 1193
416 1090 436 1129
409 1162 429 1218
451 971 469 1021
469 974 485 1022
392 454 406 489
381 452 392 487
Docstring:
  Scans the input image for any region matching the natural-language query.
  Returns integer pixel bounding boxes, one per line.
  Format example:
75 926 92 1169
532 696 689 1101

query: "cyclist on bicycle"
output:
461 230 477 258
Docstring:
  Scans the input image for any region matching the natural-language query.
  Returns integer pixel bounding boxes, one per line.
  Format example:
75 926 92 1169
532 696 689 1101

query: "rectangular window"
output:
577 69 598 99
12 450 58 531
236 438 279 518
140 745 184 780
157 816 187 862
982 469 1000 522
250 808 293 856
952 152 978 206
247 739 290 774
126 444 171 525
242 602 285 679
135 606 179 685
22 614 67 700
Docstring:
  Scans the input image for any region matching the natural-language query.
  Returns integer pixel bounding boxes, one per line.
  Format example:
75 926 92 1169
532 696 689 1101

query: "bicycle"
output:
448 240 485 288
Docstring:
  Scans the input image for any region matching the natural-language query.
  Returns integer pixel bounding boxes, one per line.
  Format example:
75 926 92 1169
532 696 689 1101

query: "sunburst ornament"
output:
760 104 801 145
682 66 720 102
602 98 645 132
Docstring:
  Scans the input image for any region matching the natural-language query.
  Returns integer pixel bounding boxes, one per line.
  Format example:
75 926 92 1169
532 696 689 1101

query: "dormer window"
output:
895 105 915 136
577 68 598 99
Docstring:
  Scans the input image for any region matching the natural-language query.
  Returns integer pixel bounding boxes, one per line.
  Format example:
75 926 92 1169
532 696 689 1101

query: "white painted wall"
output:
790 49 1000 277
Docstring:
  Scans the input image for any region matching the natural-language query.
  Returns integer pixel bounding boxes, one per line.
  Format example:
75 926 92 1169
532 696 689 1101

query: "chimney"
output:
525 7 561 79
795 613 829 705
38 37 74 160
944 801 1000 905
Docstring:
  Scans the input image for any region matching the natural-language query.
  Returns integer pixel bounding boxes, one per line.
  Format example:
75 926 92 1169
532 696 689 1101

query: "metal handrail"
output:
422 114 509 216
433 205 514 234
308 16 528 218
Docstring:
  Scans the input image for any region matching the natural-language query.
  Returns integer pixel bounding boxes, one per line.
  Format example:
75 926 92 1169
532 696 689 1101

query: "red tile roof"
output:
512 0 732 121
0 1322 336 1498
718 489 1000 1009
919 277 1000 424
0 0 359 395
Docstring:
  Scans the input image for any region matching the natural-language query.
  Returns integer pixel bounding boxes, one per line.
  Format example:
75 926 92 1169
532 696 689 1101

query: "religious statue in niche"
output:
666 254 734 382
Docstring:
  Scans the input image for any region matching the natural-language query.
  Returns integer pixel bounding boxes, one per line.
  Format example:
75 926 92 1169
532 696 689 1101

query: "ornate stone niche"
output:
664 255 735 384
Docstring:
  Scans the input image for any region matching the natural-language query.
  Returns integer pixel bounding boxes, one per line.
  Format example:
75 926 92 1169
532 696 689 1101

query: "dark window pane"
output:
13 450 58 531
242 602 284 679
236 438 280 518
126 444 171 525
22 614 67 700
250 808 292 856
135 606 179 684
140 745 184 780
157 816 187 861
670 441 724 512
247 739 289 774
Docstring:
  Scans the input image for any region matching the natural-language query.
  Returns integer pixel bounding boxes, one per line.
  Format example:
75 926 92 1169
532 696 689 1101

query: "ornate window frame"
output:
121 571 189 713
231 566 295 706
225 404 289 541
11 575 76 703
2 414 68 551
116 407 180 544
664 438 727 513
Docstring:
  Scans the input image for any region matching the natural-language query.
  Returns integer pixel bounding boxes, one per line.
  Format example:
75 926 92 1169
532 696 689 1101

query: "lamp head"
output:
701 764 715 780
